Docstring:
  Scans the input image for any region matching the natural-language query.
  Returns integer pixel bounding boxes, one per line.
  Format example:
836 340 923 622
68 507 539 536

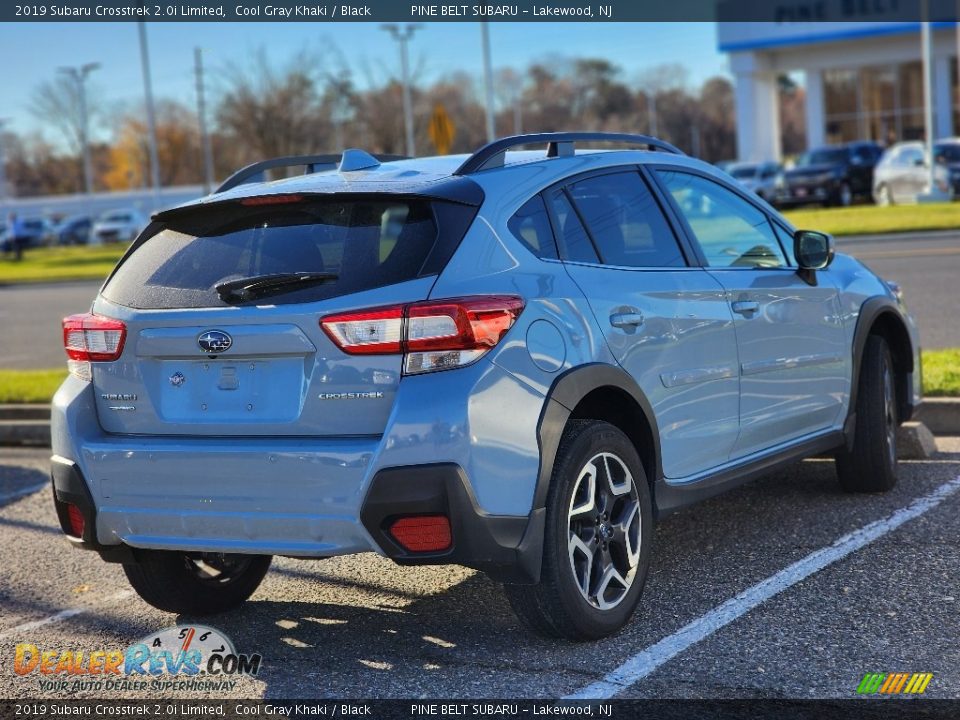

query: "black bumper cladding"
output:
50 456 133 563
360 464 543 584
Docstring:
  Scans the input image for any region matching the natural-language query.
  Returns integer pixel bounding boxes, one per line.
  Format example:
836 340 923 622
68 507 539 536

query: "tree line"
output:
4 51 806 198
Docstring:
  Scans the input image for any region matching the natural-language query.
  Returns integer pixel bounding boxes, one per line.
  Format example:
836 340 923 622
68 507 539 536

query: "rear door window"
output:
102 197 474 309
566 172 686 268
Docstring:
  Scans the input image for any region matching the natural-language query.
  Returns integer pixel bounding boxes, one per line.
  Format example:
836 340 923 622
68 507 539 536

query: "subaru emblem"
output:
169 372 186 387
198 330 232 354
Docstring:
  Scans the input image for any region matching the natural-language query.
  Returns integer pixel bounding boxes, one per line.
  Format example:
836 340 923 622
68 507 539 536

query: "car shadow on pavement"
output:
0 465 48 509
176 571 530 698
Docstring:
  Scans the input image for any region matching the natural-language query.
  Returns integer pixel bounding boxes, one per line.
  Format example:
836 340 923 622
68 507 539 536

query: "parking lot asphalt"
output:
1 439 958 700
0 230 956 372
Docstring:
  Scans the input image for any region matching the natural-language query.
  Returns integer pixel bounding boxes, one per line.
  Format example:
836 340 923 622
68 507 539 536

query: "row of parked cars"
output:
722 138 960 208
0 209 147 251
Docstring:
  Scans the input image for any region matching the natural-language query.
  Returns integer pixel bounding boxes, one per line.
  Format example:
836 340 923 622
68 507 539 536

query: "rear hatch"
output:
91 193 477 436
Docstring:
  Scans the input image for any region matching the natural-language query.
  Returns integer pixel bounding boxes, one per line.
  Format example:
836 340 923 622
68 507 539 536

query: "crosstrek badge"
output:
318 391 384 400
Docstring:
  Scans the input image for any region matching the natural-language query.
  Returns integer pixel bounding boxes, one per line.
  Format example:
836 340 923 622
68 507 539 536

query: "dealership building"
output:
719 22 959 161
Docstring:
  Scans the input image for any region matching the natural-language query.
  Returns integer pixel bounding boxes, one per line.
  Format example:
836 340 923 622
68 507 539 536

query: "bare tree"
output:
29 76 102 190
216 48 331 165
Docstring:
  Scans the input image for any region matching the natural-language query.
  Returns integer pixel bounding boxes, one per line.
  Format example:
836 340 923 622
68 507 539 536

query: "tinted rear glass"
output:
102 198 470 309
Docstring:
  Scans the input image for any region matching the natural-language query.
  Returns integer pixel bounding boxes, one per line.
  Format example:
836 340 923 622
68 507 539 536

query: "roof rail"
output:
453 132 684 175
215 152 408 194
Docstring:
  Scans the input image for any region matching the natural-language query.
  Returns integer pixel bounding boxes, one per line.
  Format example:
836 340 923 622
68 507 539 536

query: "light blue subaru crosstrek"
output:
51 133 921 640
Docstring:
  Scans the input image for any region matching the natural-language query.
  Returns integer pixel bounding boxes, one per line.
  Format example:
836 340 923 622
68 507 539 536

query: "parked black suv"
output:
777 141 883 208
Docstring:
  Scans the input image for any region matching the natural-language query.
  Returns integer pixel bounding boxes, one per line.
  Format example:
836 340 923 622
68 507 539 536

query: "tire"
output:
834 182 853 207
876 184 894 207
835 335 899 493
123 551 271 615
504 420 653 641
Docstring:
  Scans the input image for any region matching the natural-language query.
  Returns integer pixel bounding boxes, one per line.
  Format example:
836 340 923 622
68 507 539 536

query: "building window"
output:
823 61 931 145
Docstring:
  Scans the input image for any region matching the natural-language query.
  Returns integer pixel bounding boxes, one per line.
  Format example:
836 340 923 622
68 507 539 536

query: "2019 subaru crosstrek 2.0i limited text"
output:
51 134 920 640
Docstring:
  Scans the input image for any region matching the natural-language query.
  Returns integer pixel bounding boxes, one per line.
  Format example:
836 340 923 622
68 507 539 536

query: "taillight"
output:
62 313 127 381
320 296 523 374
320 306 404 355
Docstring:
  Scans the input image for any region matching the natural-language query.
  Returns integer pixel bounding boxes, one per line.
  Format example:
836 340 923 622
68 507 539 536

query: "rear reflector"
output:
389 515 452 553
66 503 85 538
320 296 523 374
63 313 127 381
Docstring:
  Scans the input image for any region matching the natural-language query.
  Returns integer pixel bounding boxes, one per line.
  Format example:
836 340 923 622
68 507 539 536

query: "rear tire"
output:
504 420 653 641
835 182 853 207
836 335 899 492
876 184 894 207
123 551 271 615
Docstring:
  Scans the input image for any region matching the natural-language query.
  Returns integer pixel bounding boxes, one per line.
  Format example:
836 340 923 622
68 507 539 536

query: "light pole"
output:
920 3 948 200
647 91 658 137
138 22 161 202
194 47 215 194
480 22 496 142
58 62 100 194
381 23 422 157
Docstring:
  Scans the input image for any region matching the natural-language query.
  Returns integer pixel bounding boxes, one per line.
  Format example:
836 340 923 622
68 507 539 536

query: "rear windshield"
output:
101 197 474 309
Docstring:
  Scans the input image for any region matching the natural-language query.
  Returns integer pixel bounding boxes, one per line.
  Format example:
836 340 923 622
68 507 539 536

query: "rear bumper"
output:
50 359 547 580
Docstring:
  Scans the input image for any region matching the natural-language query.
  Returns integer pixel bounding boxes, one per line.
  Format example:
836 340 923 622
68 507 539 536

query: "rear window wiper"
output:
215 272 339 303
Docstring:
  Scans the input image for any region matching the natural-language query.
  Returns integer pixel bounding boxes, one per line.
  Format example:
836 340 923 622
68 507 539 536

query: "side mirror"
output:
794 230 835 270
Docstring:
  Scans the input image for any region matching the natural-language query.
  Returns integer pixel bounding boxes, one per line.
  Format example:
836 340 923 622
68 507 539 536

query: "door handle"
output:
731 300 760 316
610 311 645 329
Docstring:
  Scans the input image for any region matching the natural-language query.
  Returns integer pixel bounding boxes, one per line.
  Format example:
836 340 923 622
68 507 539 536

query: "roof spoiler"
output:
453 132 684 175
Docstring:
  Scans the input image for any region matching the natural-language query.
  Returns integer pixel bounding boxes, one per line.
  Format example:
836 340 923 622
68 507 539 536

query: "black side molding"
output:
653 431 846 516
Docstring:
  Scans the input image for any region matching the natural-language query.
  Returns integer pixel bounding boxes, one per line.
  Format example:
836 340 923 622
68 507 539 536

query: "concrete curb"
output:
915 398 960 436
0 399 958 447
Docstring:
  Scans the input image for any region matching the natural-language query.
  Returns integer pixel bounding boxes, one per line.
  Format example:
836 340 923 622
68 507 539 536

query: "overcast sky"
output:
0 22 725 142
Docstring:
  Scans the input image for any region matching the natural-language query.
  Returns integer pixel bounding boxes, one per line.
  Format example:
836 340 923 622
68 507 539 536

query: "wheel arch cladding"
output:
853 297 915 423
536 364 662 516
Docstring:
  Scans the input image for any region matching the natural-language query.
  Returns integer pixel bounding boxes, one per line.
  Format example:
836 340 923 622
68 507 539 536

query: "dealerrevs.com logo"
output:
14 625 261 693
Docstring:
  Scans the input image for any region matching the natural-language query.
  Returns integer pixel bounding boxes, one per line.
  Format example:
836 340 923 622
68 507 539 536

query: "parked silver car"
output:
90 209 147 245
727 161 782 203
873 139 960 204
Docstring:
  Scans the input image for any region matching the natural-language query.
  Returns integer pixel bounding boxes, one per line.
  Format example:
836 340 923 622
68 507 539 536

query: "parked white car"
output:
90 209 147 245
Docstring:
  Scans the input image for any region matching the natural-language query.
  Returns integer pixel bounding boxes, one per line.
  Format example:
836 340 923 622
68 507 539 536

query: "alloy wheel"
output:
183 553 254 586
567 452 642 611
883 362 897 468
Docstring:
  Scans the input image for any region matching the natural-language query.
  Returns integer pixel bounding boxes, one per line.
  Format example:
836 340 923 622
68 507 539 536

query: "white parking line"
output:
0 591 134 641
0 483 48 505
565 474 960 700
